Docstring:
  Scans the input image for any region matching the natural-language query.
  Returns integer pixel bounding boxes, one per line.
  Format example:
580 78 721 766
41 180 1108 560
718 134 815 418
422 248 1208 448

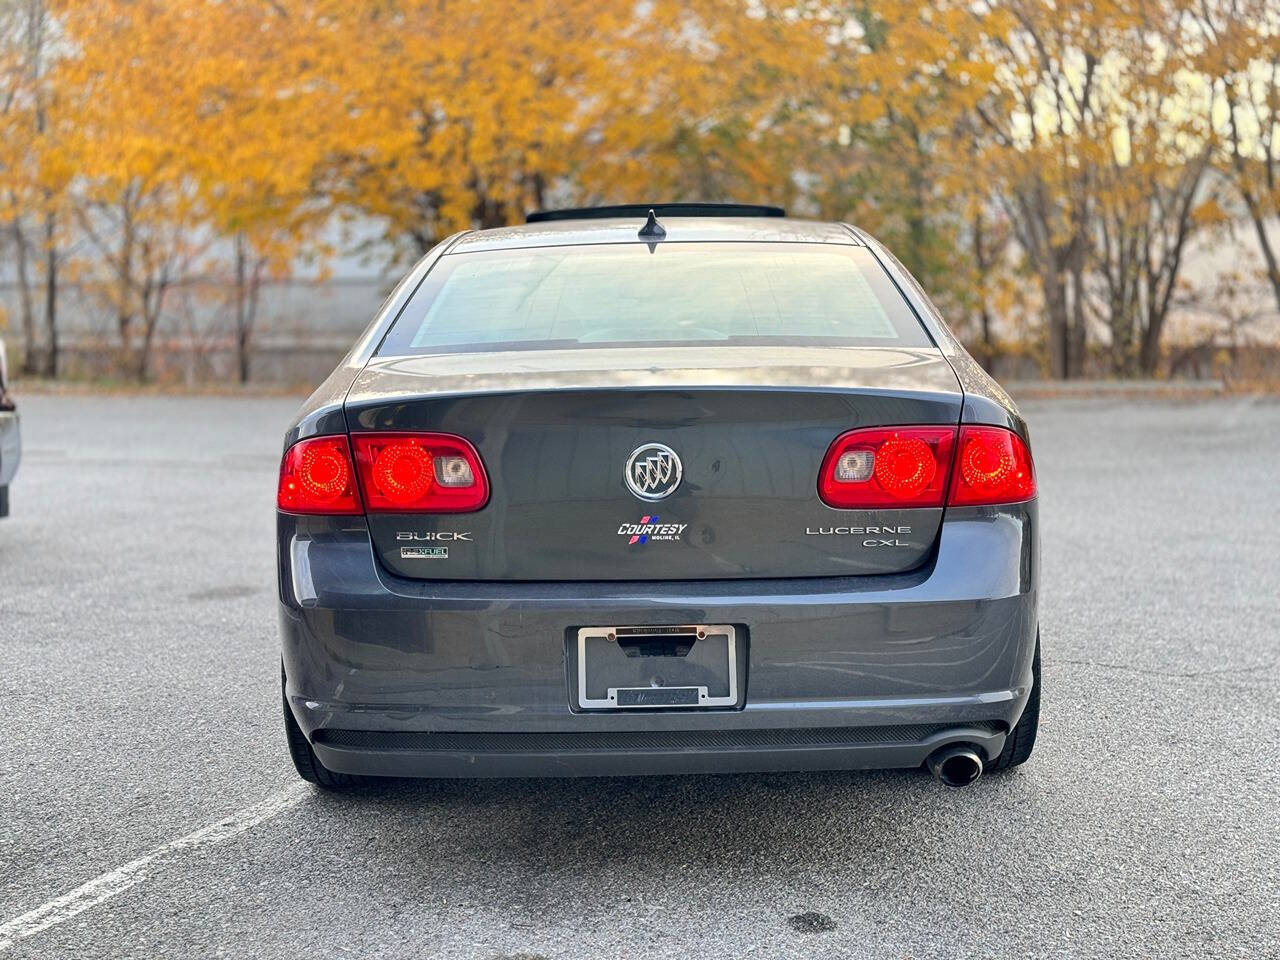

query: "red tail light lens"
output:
277 436 362 515
819 427 956 508
351 432 489 513
819 424 1035 509
949 426 1036 505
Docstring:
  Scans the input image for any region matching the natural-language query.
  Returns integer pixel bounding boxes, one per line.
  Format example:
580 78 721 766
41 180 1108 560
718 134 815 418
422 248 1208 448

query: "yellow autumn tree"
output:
1088 3 1224 375
303 0 829 260
22 0 1280 383
45 0 830 380
53 0 219 380
958 0 1228 376
167 0 343 382
816 1 1016 350
1195 0 1280 315
0 0 71 376
51 0 340 380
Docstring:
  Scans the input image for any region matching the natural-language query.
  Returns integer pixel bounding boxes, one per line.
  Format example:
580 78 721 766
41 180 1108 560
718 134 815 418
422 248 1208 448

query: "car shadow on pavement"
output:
294 768 1014 877
259 768 1042 945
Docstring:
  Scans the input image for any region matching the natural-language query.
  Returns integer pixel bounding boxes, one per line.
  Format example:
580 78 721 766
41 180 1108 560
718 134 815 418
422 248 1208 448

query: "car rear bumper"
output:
308 724 1010 778
279 502 1038 778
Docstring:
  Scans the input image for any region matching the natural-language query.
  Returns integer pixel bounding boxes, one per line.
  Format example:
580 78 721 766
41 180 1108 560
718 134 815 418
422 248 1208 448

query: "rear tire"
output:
282 667 364 789
987 632 1040 772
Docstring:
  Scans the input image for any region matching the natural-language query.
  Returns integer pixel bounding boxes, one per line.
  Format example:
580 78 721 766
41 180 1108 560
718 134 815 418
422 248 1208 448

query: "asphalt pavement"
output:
1 393 1277 959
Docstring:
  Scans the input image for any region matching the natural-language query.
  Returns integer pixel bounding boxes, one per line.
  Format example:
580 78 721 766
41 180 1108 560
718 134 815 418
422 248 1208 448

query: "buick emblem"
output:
624 443 683 501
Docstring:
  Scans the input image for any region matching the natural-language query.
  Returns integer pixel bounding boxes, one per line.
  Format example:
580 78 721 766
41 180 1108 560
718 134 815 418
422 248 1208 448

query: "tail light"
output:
818 424 1035 509
819 427 956 508
949 425 1036 505
277 436 362 515
350 432 489 512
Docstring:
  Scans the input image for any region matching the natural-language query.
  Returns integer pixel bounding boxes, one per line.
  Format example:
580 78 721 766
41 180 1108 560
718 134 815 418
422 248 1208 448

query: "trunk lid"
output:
345 345 962 581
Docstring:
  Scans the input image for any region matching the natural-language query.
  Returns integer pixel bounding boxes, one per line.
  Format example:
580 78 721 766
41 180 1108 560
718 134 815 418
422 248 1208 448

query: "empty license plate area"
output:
576 624 738 710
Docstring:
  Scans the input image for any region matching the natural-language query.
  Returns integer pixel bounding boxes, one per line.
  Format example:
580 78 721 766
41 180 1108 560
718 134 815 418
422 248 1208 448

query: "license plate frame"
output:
575 624 738 710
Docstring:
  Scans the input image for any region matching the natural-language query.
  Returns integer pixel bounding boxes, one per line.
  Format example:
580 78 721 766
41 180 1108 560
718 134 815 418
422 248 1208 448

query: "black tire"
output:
282 667 363 789
987 632 1040 772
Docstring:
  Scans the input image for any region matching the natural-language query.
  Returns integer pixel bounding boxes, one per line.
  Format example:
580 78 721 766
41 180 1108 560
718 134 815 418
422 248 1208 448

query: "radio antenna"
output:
638 208 666 252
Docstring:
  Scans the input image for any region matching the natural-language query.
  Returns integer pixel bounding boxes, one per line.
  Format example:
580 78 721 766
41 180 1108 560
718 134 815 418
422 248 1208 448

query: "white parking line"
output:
0 784 309 953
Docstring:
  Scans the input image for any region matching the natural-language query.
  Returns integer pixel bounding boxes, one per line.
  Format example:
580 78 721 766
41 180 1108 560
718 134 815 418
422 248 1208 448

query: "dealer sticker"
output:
401 546 449 559
617 514 687 546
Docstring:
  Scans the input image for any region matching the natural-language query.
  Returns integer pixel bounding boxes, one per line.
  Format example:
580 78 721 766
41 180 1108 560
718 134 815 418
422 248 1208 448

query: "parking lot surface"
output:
2 393 1278 958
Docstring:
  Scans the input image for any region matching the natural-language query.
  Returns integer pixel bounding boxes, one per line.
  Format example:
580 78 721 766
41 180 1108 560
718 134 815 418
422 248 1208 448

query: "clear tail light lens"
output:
949 425 1036 505
818 427 957 508
350 432 489 513
277 436 362 515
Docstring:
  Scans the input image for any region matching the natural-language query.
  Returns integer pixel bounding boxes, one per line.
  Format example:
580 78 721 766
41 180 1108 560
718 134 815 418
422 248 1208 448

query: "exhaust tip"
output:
927 745 984 788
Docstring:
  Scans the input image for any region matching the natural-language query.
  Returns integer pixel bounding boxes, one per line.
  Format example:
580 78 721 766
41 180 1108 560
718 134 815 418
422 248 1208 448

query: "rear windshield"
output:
377 242 931 355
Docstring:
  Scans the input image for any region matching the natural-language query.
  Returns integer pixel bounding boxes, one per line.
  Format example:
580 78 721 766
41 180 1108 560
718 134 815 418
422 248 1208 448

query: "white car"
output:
0 339 20 518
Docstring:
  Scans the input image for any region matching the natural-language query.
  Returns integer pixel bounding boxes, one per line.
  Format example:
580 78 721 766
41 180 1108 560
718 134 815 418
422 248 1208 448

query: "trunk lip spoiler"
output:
344 345 964 407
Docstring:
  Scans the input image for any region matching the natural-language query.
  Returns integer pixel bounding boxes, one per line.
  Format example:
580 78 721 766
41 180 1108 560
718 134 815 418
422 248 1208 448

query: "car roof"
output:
447 217 862 254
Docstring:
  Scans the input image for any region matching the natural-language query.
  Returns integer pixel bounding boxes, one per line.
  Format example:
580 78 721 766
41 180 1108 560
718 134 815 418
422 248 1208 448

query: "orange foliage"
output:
1 0 1276 380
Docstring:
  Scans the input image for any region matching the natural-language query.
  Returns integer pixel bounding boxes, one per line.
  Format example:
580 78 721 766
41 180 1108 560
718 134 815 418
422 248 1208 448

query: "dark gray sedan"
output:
277 205 1039 789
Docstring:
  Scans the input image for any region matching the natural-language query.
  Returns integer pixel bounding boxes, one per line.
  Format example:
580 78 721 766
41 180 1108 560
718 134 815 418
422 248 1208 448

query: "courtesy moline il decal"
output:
617 514 687 546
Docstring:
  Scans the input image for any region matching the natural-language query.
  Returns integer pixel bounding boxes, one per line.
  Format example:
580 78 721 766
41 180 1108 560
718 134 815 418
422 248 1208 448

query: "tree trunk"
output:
1225 90 1280 314
1042 268 1070 379
10 220 40 376
1244 206 1280 315
41 209 58 379
979 303 994 372
971 212 995 371
233 233 256 385
136 315 156 383
118 219 135 354
135 275 166 384
1137 155 1206 377
1066 255 1087 378
905 125 928 281
1138 317 1164 375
